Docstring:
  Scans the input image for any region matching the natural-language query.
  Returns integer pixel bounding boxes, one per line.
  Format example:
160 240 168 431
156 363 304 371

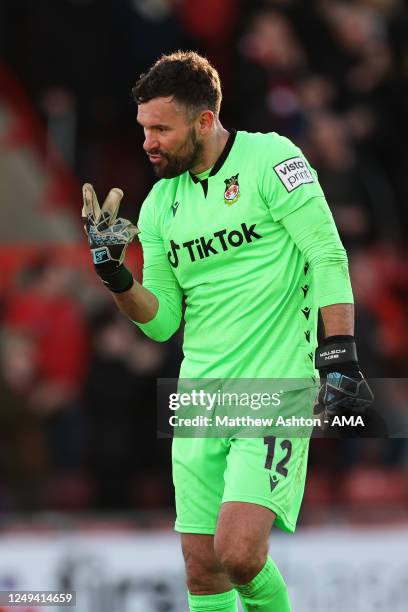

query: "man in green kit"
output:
82 51 373 611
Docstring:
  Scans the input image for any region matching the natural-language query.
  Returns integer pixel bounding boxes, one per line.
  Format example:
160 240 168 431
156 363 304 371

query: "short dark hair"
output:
132 51 222 118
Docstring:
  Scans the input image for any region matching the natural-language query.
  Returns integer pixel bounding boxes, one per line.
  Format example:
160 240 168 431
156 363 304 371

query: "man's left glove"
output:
314 335 374 430
82 183 139 293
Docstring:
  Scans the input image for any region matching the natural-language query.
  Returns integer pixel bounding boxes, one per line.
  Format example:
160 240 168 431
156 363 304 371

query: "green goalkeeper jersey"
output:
136 130 353 379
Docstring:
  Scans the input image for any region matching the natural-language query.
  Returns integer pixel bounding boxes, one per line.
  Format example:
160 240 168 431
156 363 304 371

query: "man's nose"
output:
143 134 159 152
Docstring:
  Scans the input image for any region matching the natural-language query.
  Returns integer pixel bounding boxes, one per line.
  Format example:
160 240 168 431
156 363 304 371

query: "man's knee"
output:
214 535 267 585
214 501 274 584
181 534 231 594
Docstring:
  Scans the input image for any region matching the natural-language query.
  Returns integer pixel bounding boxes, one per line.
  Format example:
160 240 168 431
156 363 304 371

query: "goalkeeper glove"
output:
314 335 374 430
82 183 139 293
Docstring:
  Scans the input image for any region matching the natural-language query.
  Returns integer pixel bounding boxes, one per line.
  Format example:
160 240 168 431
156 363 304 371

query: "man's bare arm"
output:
319 303 354 338
111 281 158 323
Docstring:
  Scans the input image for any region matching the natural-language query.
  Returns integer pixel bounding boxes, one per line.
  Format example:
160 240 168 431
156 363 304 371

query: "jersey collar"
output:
189 129 237 184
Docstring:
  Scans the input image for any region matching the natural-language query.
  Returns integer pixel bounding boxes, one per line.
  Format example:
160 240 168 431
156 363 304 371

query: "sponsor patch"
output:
273 156 314 193
166 221 262 268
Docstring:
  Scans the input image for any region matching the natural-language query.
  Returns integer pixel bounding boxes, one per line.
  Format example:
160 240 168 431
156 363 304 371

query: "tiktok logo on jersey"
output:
167 222 262 268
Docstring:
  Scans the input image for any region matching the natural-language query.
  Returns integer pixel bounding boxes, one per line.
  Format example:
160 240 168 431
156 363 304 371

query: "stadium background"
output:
0 0 407 610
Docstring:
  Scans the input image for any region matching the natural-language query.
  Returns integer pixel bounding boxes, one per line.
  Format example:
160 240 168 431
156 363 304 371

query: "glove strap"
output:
96 264 134 293
315 336 358 371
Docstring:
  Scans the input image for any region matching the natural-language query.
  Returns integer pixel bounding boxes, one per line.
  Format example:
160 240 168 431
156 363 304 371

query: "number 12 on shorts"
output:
264 436 292 491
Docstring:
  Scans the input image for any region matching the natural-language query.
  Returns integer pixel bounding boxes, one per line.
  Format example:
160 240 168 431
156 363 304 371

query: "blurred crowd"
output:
0 0 408 519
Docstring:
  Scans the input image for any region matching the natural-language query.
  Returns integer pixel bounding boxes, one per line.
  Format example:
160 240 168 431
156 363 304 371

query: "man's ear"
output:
198 110 215 134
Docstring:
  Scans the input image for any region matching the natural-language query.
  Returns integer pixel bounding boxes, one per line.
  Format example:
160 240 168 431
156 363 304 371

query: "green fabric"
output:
281 196 353 308
136 130 352 378
134 202 183 341
194 166 213 180
235 557 291 611
188 589 238 611
173 436 309 535
135 286 182 342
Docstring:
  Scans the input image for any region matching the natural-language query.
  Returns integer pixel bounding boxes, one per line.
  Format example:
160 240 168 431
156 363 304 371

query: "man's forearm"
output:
319 303 354 337
111 280 159 323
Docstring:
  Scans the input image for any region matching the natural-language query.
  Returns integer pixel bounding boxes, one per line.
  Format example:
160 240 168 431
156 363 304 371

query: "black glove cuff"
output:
315 336 359 373
96 265 134 293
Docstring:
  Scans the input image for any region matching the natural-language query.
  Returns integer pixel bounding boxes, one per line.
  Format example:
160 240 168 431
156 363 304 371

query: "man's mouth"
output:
148 153 164 163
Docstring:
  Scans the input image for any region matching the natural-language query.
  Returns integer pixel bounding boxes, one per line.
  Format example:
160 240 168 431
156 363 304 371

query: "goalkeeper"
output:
82 51 372 612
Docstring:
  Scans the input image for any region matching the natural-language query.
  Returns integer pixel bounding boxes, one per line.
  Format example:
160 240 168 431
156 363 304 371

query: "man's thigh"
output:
172 437 229 534
222 436 310 533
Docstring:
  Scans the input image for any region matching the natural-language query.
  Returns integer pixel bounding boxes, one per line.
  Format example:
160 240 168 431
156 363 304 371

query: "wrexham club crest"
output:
224 174 240 205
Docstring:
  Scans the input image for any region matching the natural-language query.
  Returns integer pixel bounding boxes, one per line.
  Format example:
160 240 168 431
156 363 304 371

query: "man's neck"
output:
190 125 230 175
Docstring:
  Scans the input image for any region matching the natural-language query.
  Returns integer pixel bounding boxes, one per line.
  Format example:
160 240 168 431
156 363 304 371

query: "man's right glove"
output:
314 335 374 431
82 183 139 293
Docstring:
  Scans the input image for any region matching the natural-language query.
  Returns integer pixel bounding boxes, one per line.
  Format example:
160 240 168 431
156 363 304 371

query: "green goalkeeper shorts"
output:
172 435 309 534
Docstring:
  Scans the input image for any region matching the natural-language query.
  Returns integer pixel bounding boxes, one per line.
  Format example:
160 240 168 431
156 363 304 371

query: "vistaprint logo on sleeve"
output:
273 156 314 193
167 222 262 268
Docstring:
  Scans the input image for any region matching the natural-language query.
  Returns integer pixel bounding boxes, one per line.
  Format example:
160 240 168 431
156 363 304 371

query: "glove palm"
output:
314 371 374 429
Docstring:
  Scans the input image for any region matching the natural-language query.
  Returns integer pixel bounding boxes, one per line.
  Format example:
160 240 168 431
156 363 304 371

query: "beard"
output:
150 128 204 179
